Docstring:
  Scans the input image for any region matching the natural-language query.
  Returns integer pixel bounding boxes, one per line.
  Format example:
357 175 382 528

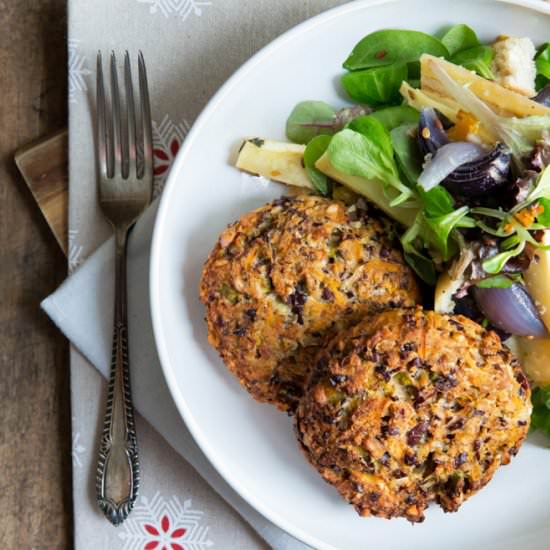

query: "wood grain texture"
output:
15 130 68 255
0 1 72 548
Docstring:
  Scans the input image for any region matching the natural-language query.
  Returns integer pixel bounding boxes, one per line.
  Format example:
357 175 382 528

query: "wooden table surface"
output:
0 1 72 548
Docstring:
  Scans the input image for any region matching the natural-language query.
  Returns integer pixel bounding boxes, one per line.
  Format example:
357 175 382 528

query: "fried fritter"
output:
295 307 531 522
200 195 420 412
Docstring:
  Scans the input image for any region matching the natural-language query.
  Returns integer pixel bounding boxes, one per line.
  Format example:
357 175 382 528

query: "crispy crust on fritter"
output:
295 307 531 522
199 195 420 412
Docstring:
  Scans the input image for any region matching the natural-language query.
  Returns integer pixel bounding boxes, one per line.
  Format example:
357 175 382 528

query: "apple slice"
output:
420 54 550 118
524 230 550 331
315 153 418 227
400 81 461 122
434 271 465 314
400 82 496 144
236 138 312 189
516 231 550 384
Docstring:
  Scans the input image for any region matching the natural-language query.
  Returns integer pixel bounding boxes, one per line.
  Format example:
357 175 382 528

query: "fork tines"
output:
96 51 153 182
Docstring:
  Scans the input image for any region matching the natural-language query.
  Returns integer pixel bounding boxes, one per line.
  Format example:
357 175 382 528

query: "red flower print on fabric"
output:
118 492 213 550
142 514 187 549
151 115 190 197
153 139 179 176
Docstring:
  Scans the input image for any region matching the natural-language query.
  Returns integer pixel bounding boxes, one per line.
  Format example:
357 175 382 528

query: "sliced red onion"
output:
442 143 511 197
473 283 549 338
418 142 486 191
418 108 449 157
533 84 550 107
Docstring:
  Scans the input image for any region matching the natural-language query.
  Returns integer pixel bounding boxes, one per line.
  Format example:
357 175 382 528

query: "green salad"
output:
236 24 550 438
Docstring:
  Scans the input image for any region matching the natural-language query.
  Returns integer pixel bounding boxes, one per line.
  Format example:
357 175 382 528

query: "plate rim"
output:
150 1 550 547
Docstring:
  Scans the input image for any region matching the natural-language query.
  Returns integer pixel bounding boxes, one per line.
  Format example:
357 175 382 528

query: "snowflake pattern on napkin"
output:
68 39 91 103
68 229 84 272
137 0 212 22
118 492 214 550
71 431 86 468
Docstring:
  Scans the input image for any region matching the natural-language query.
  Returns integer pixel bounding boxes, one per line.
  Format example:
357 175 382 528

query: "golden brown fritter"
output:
199 195 420 412
295 307 531 522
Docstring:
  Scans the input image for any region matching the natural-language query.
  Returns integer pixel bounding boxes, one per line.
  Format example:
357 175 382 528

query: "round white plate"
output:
150 1 550 548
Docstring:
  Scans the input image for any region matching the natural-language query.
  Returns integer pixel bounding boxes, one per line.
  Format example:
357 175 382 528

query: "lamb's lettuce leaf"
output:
326 123 415 206
304 135 332 195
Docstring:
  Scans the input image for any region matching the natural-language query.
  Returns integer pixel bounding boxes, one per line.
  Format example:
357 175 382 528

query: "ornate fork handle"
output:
96 228 140 525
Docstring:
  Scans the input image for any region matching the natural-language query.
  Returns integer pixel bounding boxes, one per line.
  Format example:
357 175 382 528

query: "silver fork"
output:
95 51 153 526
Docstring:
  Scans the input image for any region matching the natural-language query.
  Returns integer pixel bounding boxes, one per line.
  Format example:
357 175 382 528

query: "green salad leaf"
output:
506 115 550 143
424 206 474 260
367 105 420 131
304 135 332 195
535 43 550 90
482 239 526 274
513 165 550 212
341 63 407 105
390 124 422 185
346 116 376 135
439 25 493 77
537 197 550 227
476 274 522 289
407 61 421 80
286 102 374 144
399 186 471 281
401 186 473 268
470 173 550 262
404 250 437 285
326 124 415 206
286 101 337 144
530 164 550 204
400 215 437 285
420 186 455 217
451 45 495 79
470 206 507 220
531 386 550 438
343 29 449 71
440 24 480 56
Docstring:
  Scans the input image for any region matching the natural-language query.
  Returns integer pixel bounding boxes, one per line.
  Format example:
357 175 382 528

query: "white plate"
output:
150 1 550 548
